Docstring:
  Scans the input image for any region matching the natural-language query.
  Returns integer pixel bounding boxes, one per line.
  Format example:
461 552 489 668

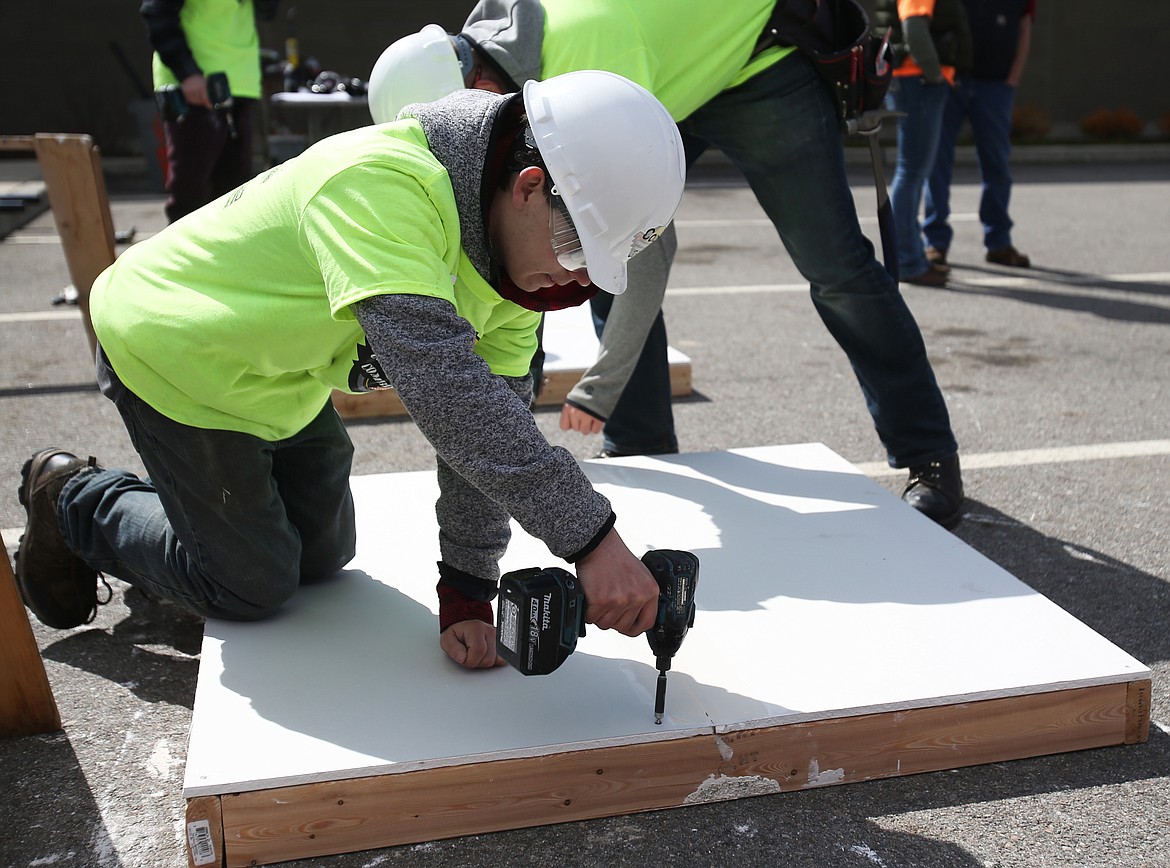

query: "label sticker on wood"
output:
186 819 216 866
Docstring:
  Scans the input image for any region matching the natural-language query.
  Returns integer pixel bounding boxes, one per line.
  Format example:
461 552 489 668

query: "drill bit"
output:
654 658 670 725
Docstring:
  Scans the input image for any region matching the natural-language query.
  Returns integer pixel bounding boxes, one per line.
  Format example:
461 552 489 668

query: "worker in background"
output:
369 0 966 529
13 71 685 670
924 0 1036 269
141 0 279 222
873 0 972 286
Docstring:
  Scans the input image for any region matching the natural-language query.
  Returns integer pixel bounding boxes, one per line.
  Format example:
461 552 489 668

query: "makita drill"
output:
496 549 699 723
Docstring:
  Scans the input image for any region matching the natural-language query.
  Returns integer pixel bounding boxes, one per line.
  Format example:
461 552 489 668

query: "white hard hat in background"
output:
523 71 687 295
368 24 465 124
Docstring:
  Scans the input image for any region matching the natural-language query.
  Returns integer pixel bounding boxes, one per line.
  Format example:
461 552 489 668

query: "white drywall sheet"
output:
540 302 690 373
184 443 1149 798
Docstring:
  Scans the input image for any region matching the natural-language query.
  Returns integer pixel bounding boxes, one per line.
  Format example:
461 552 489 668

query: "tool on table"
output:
642 549 699 725
206 72 237 138
495 550 699 724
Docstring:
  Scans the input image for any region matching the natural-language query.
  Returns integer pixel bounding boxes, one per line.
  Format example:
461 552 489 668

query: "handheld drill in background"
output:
205 72 237 138
496 549 699 723
154 72 236 139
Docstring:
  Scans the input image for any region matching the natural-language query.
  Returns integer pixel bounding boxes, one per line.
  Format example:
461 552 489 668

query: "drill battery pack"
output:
496 567 586 676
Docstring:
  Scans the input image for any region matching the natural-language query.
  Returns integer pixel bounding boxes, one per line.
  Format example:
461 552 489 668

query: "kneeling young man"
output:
14 71 686 670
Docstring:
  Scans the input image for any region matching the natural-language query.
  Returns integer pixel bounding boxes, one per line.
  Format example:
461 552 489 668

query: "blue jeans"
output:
599 53 956 467
590 289 678 455
59 352 357 620
925 79 1018 253
887 76 950 278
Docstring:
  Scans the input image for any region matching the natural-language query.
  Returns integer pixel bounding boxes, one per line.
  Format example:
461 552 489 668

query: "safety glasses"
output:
549 187 587 272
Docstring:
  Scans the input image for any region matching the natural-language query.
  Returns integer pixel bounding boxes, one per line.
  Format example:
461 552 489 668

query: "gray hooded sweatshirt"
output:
353 89 615 584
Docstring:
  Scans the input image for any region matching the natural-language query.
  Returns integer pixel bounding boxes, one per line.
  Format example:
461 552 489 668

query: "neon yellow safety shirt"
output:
151 0 263 98
538 0 796 122
90 122 539 442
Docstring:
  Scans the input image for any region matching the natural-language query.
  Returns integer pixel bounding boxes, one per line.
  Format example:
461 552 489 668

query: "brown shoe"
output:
903 267 948 287
986 245 1030 267
15 449 107 629
925 246 948 266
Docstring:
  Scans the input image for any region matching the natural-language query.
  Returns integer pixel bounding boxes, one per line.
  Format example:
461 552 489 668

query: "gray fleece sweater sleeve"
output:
565 223 677 420
353 293 613 580
903 16 944 83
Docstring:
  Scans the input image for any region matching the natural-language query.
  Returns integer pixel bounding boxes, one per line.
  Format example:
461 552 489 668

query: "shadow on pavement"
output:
946 274 1170 325
39 581 205 709
0 732 125 868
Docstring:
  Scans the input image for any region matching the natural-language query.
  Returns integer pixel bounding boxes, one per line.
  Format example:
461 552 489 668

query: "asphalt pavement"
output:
1 146 1168 867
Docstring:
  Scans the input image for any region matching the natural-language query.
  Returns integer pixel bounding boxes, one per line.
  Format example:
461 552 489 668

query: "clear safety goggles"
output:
549 187 587 272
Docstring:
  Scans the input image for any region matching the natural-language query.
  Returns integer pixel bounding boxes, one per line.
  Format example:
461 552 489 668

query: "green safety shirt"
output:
91 121 539 442
538 0 795 121
151 0 263 98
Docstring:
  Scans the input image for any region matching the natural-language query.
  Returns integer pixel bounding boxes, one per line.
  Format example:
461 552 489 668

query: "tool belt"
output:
757 0 893 128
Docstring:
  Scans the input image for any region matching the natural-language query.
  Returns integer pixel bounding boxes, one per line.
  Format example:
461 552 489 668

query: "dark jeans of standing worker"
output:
886 76 950 280
163 98 256 223
593 53 957 468
56 350 356 620
924 78 1018 254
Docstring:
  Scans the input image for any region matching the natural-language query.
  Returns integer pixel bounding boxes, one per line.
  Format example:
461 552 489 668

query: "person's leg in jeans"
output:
163 107 228 223
209 97 257 202
680 53 957 468
965 79 1017 252
887 76 951 279
589 233 678 456
59 381 356 620
586 134 711 456
923 82 970 257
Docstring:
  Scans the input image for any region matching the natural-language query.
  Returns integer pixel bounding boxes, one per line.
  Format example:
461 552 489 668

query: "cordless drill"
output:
495 549 699 723
642 549 699 725
206 72 237 138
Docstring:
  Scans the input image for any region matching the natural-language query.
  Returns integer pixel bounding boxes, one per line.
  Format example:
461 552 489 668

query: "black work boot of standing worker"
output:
902 454 964 529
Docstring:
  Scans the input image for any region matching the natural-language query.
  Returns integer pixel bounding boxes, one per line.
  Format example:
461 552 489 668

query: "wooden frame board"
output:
0 529 61 738
331 302 692 419
182 444 1150 867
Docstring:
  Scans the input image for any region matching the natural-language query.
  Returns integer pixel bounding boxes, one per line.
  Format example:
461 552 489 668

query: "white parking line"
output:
0 308 79 323
853 439 1170 477
663 272 1170 298
5 440 1168 546
3 274 1167 323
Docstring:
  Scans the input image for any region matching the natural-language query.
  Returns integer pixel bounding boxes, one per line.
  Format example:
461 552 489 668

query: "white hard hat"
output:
368 24 466 124
523 71 686 294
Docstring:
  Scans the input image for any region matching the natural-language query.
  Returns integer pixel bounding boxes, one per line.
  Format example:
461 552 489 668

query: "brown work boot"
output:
986 245 1030 267
15 449 108 629
902 454 964 530
925 245 948 266
902 267 948 287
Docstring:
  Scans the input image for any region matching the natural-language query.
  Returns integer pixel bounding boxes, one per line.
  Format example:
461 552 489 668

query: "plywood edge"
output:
0 529 61 737
721 682 1141 791
1125 678 1152 744
182 724 715 800
330 361 693 420
185 795 225 868
713 674 1154 735
220 731 723 867
210 681 1143 866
